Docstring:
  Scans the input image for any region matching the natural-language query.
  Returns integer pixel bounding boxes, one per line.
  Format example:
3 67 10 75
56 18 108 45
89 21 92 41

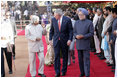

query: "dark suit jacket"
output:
49 16 73 47
108 18 117 44
74 19 94 50
96 15 105 39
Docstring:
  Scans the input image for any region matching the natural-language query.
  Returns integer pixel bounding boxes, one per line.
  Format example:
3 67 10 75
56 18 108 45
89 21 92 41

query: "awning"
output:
63 1 113 3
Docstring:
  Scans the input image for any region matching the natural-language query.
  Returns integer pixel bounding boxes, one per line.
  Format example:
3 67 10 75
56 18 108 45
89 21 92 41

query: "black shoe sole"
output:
9 72 13 74
107 64 113 66
55 74 60 77
62 73 66 76
38 73 46 77
79 74 85 77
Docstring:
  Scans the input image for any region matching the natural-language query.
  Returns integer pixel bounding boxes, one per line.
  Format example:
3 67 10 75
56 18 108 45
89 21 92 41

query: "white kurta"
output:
1 19 14 48
93 15 101 53
93 13 99 28
25 24 44 52
101 14 113 37
101 14 113 64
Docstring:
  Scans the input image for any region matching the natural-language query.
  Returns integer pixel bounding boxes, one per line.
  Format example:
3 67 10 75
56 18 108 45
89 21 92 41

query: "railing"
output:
15 20 30 29
15 20 49 30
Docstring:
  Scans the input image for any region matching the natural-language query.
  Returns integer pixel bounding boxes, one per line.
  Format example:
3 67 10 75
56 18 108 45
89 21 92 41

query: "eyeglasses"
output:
6 15 10 16
78 14 85 16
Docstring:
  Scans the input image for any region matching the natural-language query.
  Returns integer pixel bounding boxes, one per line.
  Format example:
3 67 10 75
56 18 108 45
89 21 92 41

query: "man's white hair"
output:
30 15 39 24
54 9 63 15
6 11 11 15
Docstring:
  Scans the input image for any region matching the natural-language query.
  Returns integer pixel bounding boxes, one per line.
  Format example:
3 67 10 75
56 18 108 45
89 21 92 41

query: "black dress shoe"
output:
107 64 113 66
106 62 110 64
38 73 46 77
100 56 106 60
97 54 101 57
111 70 115 72
91 50 96 52
91 51 95 53
91 49 96 52
72 56 75 63
79 74 85 77
97 53 103 57
94 53 100 55
55 73 60 77
111 66 115 69
9 70 13 74
86 75 90 77
72 60 75 63
1 74 5 77
62 72 66 76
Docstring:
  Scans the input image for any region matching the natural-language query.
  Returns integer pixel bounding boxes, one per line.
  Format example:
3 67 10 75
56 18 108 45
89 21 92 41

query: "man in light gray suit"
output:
74 8 94 77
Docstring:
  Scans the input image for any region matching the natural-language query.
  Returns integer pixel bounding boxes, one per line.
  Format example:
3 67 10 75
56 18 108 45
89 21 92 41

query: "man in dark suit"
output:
95 8 105 59
49 9 73 77
74 8 94 77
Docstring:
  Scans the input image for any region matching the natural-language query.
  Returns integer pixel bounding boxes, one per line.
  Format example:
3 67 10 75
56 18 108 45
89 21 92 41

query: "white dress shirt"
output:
58 15 63 28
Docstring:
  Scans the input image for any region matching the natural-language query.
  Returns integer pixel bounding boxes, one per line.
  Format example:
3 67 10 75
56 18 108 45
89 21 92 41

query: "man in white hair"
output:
49 9 73 77
1 11 15 77
25 15 46 77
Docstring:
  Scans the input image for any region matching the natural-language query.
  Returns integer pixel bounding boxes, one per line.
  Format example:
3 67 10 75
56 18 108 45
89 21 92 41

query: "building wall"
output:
38 5 69 14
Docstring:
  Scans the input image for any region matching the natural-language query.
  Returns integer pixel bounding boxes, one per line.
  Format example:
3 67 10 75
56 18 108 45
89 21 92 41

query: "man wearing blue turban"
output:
74 8 94 77
77 8 89 16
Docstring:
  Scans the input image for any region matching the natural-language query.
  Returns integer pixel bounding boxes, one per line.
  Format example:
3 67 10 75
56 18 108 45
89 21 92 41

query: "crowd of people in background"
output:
60 5 117 74
64 5 117 74
1 1 44 21
1 1 117 77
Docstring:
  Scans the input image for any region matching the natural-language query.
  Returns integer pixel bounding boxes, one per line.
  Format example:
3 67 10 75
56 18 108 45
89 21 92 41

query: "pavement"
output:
4 36 29 77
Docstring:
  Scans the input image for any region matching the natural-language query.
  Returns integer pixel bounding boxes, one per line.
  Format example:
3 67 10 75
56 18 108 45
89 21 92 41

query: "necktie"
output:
58 19 61 31
13 11 14 16
58 19 61 40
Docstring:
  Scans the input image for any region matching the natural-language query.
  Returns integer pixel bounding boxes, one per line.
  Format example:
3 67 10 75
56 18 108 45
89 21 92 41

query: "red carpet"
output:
17 30 25 36
25 36 114 77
